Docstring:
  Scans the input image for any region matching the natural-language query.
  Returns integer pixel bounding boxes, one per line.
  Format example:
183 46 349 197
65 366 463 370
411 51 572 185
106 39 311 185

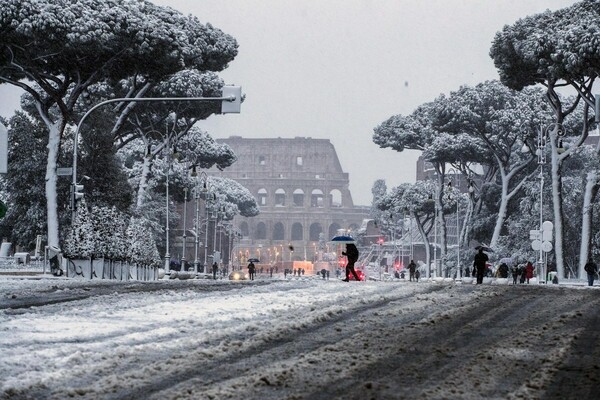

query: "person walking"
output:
584 258 598 287
212 262 218 280
248 261 256 281
341 243 361 282
511 264 520 285
525 261 534 284
473 248 488 284
408 260 417 282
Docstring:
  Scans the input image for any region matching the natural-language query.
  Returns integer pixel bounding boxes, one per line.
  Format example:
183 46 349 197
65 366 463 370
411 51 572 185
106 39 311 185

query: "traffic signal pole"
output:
70 88 242 223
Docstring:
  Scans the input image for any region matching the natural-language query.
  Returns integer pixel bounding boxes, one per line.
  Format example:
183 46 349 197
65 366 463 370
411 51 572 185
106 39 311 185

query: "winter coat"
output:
584 261 598 274
343 244 359 263
525 263 534 279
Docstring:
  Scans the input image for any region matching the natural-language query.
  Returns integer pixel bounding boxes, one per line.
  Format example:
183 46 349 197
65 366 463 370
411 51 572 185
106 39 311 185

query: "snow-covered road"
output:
1 277 599 399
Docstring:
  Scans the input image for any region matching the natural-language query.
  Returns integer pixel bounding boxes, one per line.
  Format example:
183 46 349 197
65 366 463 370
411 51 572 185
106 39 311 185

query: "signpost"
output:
531 221 553 283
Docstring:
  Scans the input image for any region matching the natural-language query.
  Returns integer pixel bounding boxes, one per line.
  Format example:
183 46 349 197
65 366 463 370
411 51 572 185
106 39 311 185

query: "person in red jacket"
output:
525 261 534 284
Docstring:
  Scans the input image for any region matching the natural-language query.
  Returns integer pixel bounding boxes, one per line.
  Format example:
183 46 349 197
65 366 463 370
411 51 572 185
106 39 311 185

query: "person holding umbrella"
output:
247 260 256 280
342 243 361 282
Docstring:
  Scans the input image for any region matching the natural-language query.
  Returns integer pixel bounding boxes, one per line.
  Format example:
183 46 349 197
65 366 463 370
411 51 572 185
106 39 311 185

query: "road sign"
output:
57 167 73 176
529 230 541 240
542 241 553 252
542 221 553 231
531 240 541 251
542 230 553 241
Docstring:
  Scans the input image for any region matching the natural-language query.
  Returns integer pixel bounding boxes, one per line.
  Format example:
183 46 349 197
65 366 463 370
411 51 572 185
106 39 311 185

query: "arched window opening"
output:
293 189 304 207
329 189 342 208
257 188 267 206
275 188 286 207
309 223 323 241
311 189 324 208
240 222 249 237
273 222 285 240
291 223 303 240
256 222 267 240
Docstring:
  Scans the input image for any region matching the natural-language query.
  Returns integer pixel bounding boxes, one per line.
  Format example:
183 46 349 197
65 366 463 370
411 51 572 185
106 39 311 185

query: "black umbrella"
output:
247 258 260 263
475 244 493 252
330 235 356 244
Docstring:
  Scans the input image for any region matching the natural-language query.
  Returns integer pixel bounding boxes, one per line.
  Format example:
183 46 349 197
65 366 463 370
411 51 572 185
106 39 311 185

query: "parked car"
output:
229 270 249 281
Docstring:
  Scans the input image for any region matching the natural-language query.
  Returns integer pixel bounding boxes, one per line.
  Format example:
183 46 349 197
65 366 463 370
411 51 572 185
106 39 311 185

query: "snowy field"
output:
1 275 599 399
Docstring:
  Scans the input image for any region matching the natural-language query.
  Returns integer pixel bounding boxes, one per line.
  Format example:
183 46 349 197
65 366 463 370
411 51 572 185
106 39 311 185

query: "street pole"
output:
181 187 188 267
164 136 171 272
71 92 241 224
194 183 200 273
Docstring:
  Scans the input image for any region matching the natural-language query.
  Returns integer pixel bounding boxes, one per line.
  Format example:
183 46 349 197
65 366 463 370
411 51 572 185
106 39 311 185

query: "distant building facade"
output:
206 136 371 267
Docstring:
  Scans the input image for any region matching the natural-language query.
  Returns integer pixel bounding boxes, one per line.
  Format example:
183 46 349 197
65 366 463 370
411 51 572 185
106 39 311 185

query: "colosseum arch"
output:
329 189 342 208
328 223 341 240
293 189 304 207
240 221 249 238
275 188 286 206
257 188 268 206
273 222 285 240
291 222 303 240
256 222 267 240
309 222 323 241
311 189 324 208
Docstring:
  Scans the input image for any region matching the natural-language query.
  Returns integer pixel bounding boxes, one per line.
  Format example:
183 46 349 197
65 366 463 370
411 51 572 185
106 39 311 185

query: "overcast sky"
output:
0 0 576 205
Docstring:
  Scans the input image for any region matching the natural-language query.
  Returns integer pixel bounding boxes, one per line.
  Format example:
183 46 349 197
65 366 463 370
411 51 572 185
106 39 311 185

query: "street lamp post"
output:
181 187 188 267
194 171 208 273
447 168 461 280
71 91 241 224
522 123 565 283
163 135 173 272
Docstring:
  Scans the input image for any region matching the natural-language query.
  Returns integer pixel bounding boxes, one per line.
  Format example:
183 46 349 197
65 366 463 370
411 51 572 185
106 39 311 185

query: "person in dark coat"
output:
212 262 218 280
473 248 488 284
342 243 360 282
511 264 520 285
584 258 598 287
408 260 417 282
248 261 256 281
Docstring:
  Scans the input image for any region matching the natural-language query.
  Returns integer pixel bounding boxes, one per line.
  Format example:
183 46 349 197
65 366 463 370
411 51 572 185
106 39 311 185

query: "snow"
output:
0 275 598 399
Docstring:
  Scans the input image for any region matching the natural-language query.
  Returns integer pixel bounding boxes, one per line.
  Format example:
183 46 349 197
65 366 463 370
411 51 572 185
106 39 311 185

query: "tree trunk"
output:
490 176 510 250
45 121 63 249
412 212 431 277
579 170 598 277
136 156 153 209
435 172 447 276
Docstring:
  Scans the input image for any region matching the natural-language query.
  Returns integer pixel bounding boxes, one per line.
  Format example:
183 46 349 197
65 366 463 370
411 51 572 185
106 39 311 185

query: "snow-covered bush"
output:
127 216 160 267
63 199 95 259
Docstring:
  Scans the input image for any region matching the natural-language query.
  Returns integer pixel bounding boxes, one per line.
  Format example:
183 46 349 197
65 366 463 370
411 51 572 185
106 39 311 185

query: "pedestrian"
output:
473 248 488 284
464 266 471 278
248 261 256 281
498 263 509 279
341 243 361 282
415 269 420 282
321 268 327 279
525 261 534 284
212 262 218 280
511 264 519 285
408 260 417 282
326 270 330 280
584 258 598 287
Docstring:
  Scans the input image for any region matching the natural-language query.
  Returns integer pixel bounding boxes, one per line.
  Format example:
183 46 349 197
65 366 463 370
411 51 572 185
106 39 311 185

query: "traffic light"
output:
70 184 84 210
0 200 7 218
221 85 242 114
